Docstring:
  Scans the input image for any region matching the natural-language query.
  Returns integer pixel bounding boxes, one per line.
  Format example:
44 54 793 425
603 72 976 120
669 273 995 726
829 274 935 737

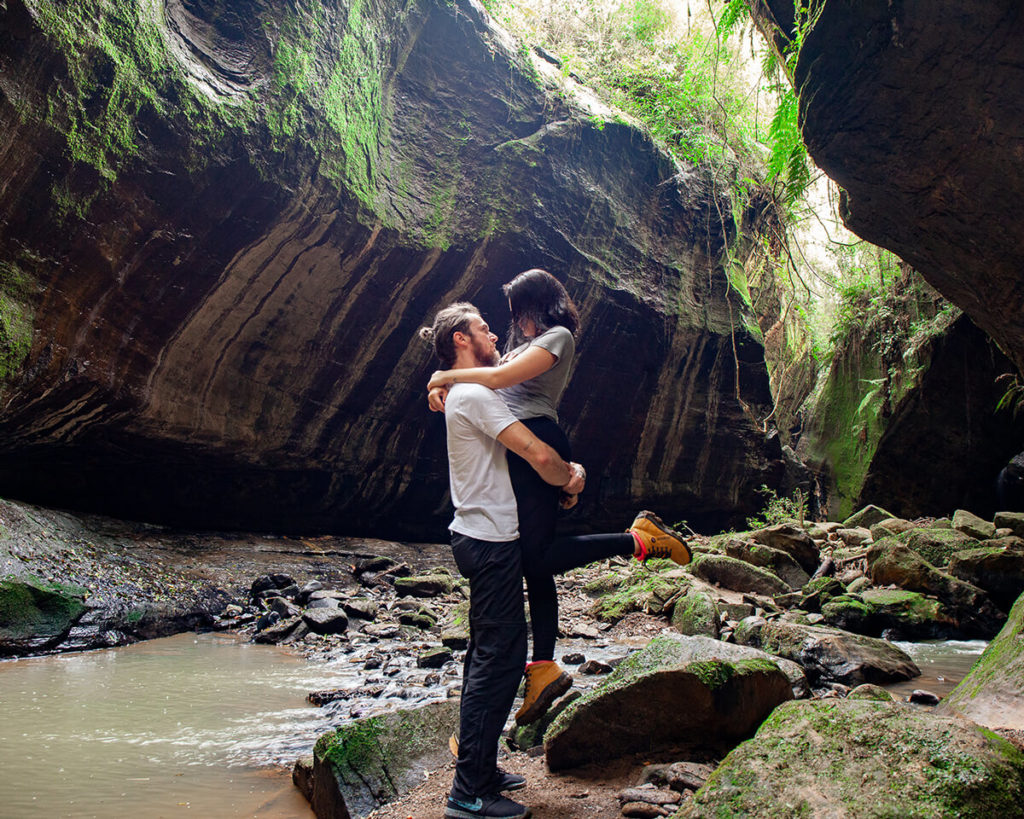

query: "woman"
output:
427 269 690 726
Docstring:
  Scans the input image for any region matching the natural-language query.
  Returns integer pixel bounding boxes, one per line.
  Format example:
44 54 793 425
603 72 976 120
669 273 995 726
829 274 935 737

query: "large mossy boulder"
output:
722 538 810 589
868 541 1005 637
687 553 790 597
302 699 458 818
824 587 959 641
739 619 919 687
947 539 1024 613
677 699 1024 818
0 574 88 656
544 634 793 771
747 524 820 574
938 592 1024 732
900 527 982 568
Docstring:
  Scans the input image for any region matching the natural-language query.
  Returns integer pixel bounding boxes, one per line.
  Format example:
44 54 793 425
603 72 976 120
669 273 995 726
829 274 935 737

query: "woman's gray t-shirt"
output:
497 325 575 422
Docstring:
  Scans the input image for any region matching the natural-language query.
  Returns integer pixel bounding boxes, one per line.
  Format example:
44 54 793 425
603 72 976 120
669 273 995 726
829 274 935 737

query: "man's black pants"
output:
450 532 527 799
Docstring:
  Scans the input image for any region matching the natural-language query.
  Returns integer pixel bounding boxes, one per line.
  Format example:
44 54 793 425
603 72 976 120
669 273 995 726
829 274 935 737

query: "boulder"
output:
842 505 895 530
833 527 872 548
994 512 1024 539
302 700 459 818
588 568 680 623
669 583 720 638
393 573 455 598
341 598 380 621
747 524 820 574
741 619 920 687
901 527 982 567
679 700 1024 817
939 592 1024 731
687 554 790 597
947 540 1024 613
302 607 349 635
722 538 810 589
0 574 89 655
543 634 794 771
952 509 997 541
868 541 1005 637
846 683 896 702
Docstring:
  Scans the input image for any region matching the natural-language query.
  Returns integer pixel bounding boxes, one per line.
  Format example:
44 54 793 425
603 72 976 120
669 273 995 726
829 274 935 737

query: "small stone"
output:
562 652 586 665
909 689 941 706
417 647 454 669
578 659 612 675
618 785 681 806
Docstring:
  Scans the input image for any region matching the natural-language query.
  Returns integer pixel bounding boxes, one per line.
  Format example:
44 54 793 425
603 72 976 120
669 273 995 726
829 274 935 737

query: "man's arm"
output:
497 421 585 493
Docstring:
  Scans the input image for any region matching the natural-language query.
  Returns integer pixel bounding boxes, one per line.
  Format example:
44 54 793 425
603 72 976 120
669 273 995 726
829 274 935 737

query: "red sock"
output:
632 531 646 561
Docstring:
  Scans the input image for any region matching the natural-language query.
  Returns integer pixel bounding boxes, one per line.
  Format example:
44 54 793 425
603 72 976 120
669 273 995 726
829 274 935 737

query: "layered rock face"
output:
0 0 781 536
755 0 1024 376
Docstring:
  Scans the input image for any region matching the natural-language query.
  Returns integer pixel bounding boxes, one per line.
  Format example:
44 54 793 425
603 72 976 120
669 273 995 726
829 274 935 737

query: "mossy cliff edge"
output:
0 0 782 536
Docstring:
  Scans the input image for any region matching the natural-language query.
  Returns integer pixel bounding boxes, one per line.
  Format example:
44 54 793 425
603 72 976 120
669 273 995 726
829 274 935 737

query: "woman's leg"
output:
506 418 568 663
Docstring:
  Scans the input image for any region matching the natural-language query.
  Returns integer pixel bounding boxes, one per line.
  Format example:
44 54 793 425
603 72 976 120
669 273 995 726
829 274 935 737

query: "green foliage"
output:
995 372 1024 418
746 484 806 529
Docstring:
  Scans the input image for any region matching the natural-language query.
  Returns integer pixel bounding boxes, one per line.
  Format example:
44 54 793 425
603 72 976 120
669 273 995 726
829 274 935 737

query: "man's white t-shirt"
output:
445 383 520 542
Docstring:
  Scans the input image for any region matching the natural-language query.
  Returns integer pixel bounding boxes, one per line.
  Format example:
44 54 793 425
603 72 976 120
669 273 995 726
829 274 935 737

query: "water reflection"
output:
0 632 331 818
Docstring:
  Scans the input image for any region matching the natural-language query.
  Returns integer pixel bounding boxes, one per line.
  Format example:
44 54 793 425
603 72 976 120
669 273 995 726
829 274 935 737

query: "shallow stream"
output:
0 632 989 818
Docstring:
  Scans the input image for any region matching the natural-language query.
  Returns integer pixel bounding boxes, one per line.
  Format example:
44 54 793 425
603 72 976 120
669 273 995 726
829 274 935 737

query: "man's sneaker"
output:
448 736 525 792
629 510 692 566
514 660 572 726
493 768 526 792
444 792 531 818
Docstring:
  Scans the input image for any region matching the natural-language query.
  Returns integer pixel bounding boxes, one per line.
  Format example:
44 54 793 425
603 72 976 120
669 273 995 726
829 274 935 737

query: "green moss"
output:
0 574 88 641
316 715 387 773
0 261 34 382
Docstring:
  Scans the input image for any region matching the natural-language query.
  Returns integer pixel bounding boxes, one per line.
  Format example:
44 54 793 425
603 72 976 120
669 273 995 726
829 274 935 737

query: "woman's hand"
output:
428 386 448 412
427 370 454 391
559 491 579 510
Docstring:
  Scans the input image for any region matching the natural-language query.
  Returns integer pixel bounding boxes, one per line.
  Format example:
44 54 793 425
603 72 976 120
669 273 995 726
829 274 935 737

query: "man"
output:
420 302 585 819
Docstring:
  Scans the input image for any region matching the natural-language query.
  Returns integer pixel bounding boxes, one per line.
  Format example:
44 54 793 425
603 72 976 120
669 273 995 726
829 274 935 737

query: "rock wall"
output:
0 0 782 537
754 0 1024 376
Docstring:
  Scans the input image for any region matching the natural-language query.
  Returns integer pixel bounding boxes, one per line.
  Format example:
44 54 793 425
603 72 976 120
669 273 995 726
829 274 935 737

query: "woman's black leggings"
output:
506 417 635 662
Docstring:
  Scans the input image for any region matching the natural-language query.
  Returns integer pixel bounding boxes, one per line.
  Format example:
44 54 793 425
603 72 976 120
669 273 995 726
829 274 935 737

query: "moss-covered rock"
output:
670 583 720 638
947 540 1024 613
901 527 982 567
747 524 820 574
939 592 1024 731
722 538 809 589
952 508 997 540
677 699 1024 818
687 553 790 597
544 634 793 771
868 540 1005 637
843 504 896 530
588 565 680 623
749 619 919 686
0 574 88 655
308 699 459 817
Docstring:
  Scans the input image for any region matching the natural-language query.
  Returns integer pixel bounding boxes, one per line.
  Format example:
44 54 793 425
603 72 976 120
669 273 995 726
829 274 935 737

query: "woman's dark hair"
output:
502 269 580 352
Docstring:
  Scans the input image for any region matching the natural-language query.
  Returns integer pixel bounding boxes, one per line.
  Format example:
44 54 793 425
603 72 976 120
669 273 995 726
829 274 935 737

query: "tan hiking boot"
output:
629 510 692 566
514 661 572 726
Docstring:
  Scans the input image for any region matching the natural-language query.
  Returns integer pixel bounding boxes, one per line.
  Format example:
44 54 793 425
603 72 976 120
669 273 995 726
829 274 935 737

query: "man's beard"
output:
471 337 499 367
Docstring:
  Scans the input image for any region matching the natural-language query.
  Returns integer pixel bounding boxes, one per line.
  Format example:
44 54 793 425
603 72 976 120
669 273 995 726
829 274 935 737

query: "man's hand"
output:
563 462 586 495
559 491 579 510
428 386 448 412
